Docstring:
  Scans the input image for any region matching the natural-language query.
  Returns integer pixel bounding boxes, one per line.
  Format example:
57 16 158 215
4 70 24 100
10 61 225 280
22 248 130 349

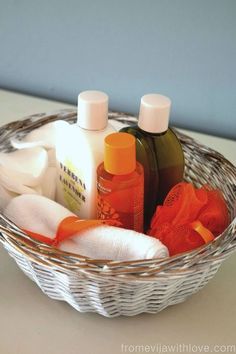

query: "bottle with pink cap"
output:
120 94 184 229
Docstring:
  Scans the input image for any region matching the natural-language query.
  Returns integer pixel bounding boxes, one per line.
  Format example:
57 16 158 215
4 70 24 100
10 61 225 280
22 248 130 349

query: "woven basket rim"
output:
0 109 235 279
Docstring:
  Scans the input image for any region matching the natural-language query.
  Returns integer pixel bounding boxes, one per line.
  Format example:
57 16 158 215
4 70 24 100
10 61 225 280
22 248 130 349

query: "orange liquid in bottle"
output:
97 163 144 232
97 132 144 233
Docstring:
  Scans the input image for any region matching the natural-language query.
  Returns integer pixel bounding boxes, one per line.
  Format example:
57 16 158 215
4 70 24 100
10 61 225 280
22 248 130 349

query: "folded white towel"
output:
0 147 48 187
11 120 69 150
4 194 169 261
0 147 50 211
41 167 58 200
11 120 70 167
0 185 18 211
0 121 69 210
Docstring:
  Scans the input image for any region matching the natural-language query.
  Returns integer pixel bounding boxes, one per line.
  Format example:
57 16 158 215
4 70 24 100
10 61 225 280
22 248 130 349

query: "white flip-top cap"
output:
138 94 171 133
77 90 108 130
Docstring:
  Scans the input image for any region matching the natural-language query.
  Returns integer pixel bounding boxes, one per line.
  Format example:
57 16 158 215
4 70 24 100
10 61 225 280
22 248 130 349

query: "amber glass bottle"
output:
120 94 184 230
97 132 144 233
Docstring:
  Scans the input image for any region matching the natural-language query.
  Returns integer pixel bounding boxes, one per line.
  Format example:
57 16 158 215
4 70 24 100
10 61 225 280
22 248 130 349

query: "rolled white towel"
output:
61 226 168 260
4 194 169 261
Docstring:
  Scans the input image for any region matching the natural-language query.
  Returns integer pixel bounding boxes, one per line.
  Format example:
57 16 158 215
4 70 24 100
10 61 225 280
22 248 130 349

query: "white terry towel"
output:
0 121 69 210
3 120 70 205
0 147 48 187
0 185 18 211
4 194 169 261
11 120 70 166
11 120 69 149
0 147 51 211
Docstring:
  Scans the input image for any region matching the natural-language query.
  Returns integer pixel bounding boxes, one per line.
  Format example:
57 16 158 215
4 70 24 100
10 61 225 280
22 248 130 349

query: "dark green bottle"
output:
120 94 184 230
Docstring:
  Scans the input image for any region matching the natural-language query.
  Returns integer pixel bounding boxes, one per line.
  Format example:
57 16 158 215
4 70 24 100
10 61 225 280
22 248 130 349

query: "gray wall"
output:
0 0 235 139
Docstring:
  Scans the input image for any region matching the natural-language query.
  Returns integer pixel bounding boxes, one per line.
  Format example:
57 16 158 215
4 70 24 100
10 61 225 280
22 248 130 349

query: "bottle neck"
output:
77 121 108 131
137 125 168 137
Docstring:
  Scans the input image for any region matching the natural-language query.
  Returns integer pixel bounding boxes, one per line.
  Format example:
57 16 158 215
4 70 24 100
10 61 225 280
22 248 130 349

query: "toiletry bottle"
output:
56 91 115 219
120 94 184 229
97 132 144 233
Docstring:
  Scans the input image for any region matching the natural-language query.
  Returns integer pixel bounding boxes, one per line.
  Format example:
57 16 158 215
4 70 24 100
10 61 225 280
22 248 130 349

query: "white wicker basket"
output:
0 109 235 317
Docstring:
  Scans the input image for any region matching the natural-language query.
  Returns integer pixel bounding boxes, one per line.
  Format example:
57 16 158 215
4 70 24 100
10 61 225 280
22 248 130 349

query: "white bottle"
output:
56 91 115 219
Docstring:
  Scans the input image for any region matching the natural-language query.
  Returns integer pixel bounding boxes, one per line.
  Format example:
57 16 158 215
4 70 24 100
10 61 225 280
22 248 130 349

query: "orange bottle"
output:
97 132 144 232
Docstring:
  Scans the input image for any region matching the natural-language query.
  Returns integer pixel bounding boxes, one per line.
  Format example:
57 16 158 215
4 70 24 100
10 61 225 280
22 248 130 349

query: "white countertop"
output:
0 89 235 354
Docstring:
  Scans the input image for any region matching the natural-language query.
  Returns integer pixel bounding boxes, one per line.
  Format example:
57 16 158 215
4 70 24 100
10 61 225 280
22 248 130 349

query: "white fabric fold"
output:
11 120 69 150
0 185 18 211
0 121 69 210
4 194 169 261
0 147 50 211
11 120 70 167
0 147 48 187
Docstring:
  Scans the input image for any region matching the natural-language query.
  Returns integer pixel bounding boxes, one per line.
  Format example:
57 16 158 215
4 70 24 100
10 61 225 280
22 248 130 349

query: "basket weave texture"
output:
0 109 235 317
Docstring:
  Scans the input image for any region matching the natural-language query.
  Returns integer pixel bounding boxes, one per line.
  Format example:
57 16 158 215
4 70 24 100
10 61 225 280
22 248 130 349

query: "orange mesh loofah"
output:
150 183 208 229
148 221 213 256
198 188 229 236
148 182 229 256
168 224 205 256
